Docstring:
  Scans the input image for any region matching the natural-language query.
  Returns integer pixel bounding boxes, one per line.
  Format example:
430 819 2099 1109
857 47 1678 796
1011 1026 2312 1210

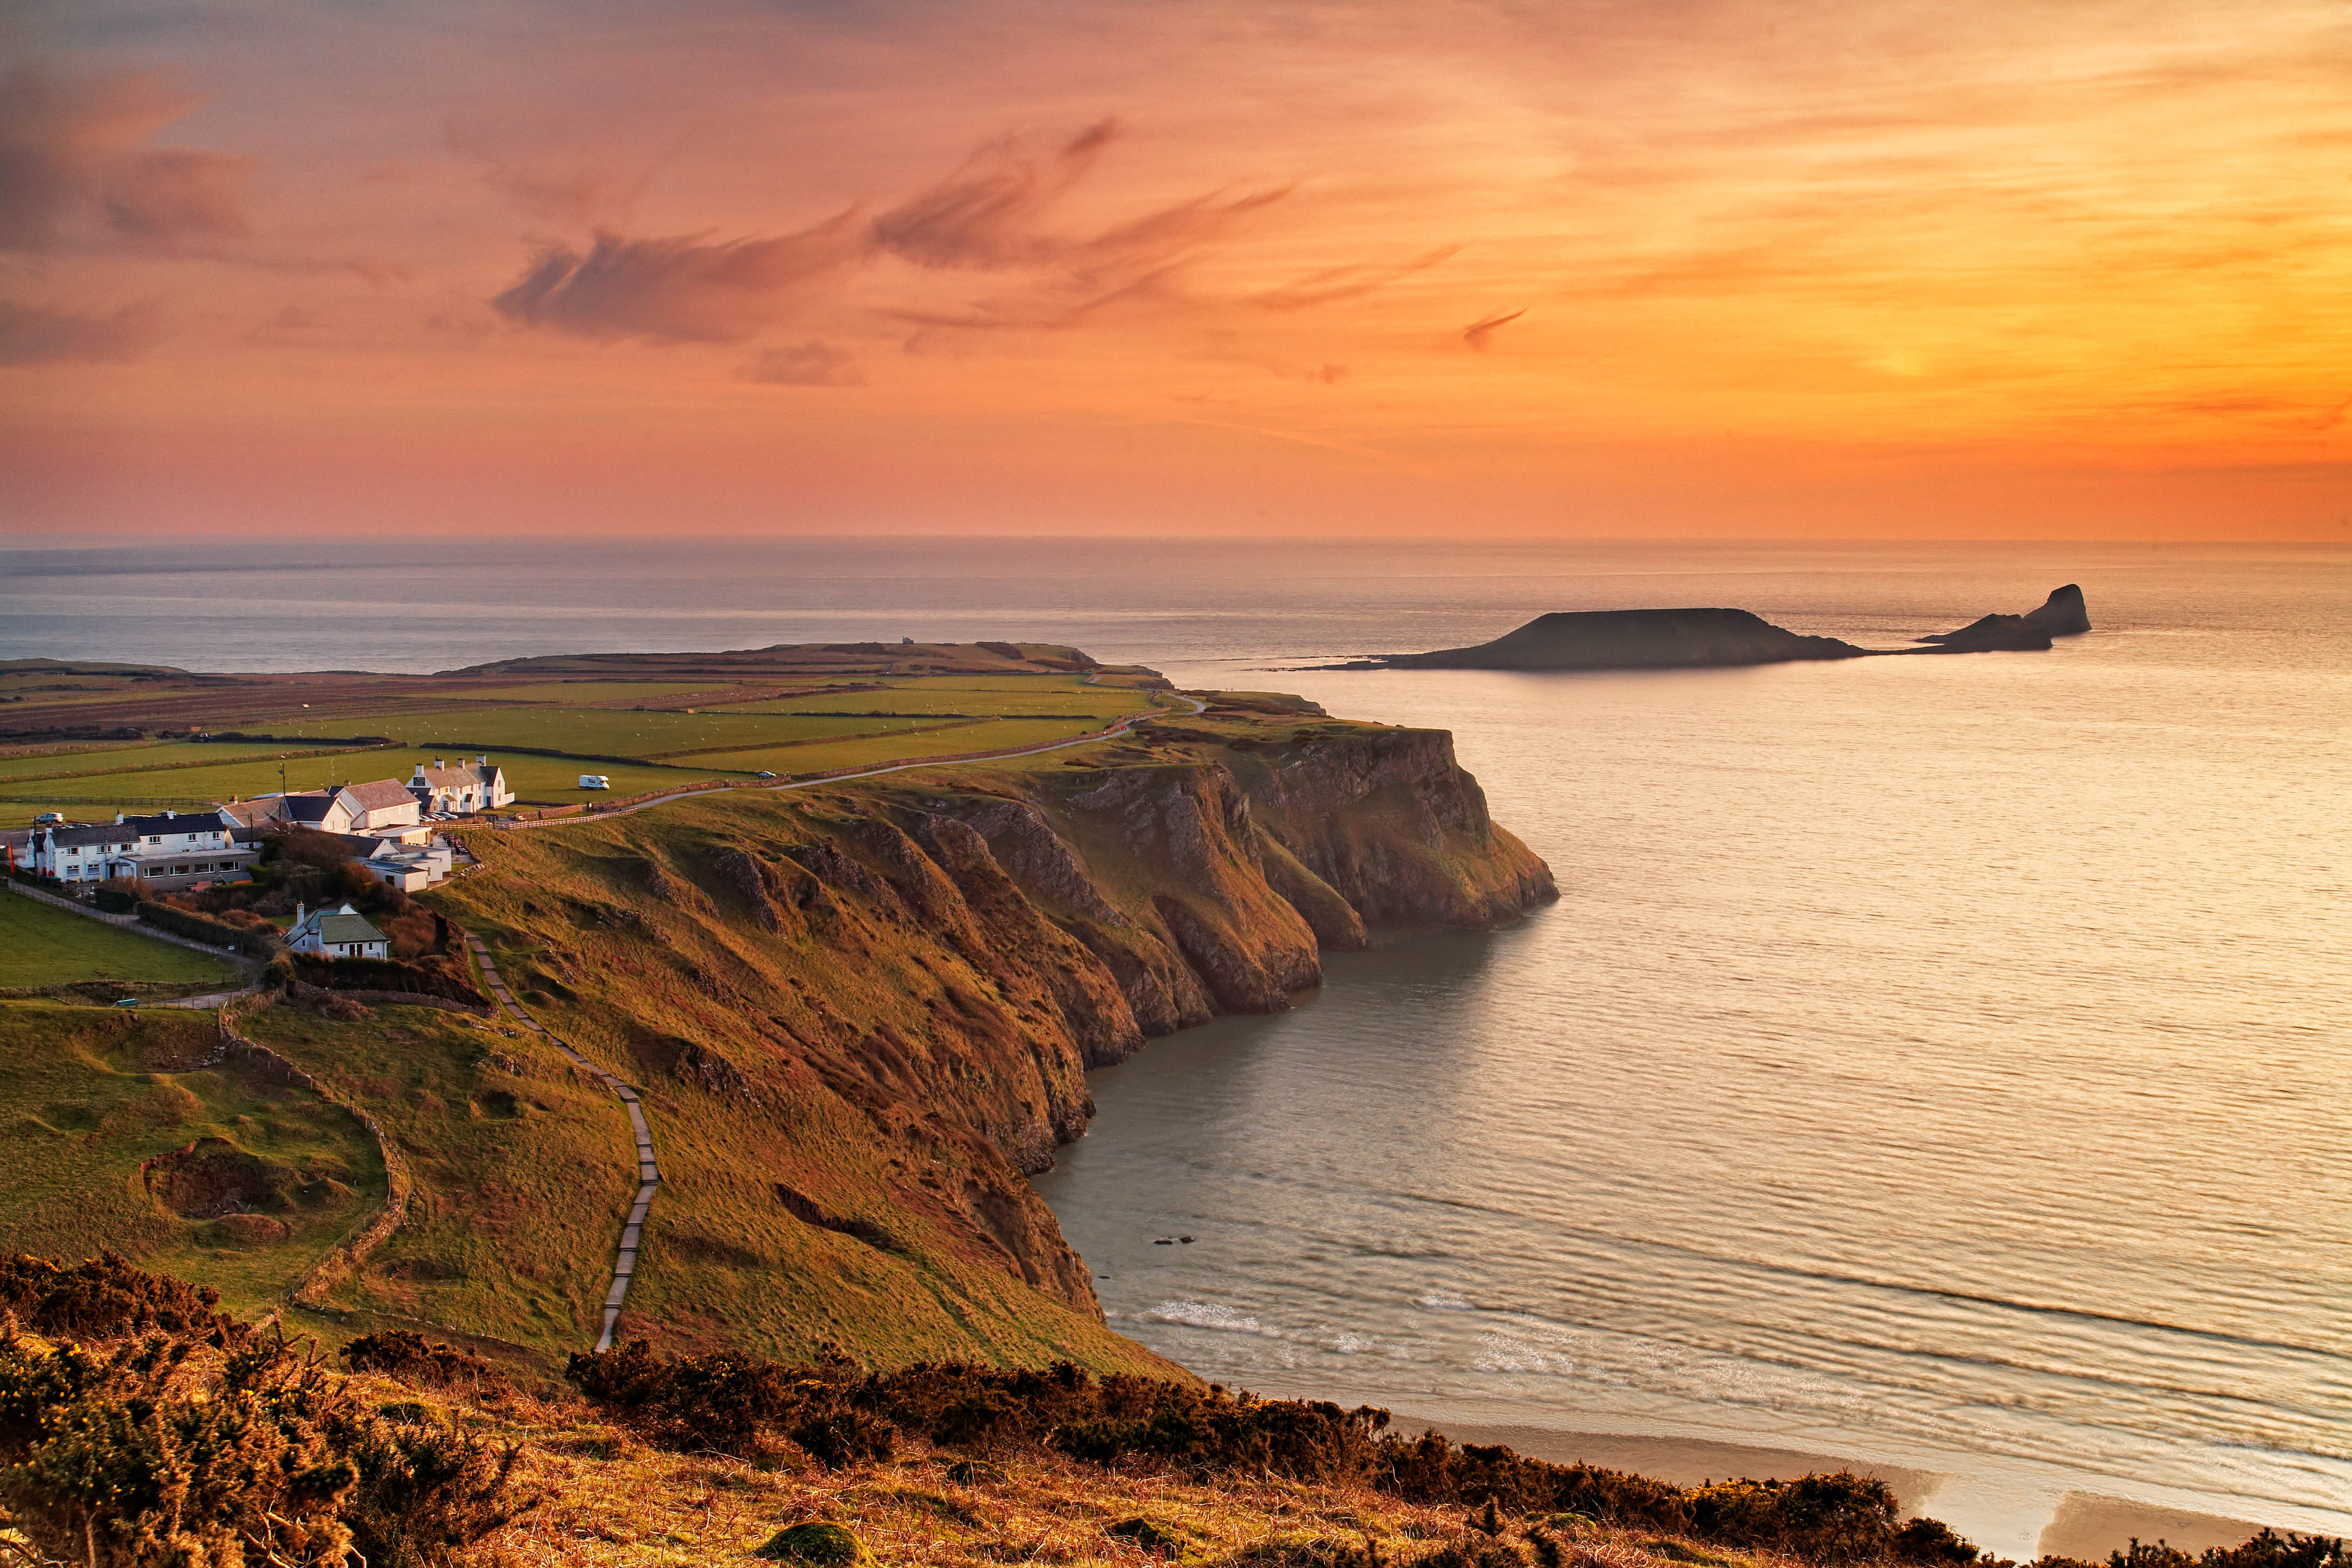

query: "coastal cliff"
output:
390 703 1552 1370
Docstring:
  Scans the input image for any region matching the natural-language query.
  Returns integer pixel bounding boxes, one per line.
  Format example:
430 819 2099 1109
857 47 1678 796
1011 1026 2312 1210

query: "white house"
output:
226 778 426 837
339 779 424 834
288 901 389 960
409 756 513 815
361 837 453 892
32 810 260 892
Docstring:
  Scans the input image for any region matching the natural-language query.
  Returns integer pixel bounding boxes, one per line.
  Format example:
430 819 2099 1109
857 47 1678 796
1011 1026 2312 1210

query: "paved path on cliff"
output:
487 683 1209 833
463 929 659 1352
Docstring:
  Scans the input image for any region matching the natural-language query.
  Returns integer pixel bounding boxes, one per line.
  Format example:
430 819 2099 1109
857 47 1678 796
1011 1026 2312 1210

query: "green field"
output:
0 751 396 827
0 893 244 990
731 674 1152 718
451 680 766 704
0 673 1167 822
0 739 370 783
262 706 963 760
685 715 1111 775
0 1001 384 1318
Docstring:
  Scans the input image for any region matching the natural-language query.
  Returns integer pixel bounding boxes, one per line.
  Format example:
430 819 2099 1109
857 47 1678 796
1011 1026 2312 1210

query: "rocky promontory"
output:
1345 585 2091 672
426 696 1555 1371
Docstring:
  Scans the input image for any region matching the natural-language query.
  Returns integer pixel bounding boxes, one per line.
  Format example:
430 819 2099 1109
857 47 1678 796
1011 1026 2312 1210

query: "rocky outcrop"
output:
1357 607 1866 671
1917 584 2093 652
1357 586 2092 670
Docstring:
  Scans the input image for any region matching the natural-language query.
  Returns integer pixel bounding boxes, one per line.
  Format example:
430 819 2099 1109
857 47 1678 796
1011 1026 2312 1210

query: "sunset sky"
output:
3 0 2347 540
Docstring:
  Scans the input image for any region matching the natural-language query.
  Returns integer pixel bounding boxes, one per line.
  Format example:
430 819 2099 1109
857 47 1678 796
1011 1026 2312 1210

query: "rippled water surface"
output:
6 536 2347 1540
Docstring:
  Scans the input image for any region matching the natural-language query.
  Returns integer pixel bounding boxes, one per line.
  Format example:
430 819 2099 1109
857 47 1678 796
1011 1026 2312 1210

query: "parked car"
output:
757 771 778 779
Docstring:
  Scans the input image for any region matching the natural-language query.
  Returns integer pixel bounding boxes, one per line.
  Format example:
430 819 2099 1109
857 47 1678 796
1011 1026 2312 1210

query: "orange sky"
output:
3 0 2347 540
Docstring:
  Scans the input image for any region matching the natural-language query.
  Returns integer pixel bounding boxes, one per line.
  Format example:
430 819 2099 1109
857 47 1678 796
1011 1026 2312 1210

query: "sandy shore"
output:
1333 1405 2277 1562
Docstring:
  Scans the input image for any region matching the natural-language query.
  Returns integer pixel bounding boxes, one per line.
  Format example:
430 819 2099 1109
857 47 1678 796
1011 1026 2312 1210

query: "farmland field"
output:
733 674 1151 718
0 739 369 783
0 893 244 990
686 715 1110 776
260 706 961 759
0 751 400 827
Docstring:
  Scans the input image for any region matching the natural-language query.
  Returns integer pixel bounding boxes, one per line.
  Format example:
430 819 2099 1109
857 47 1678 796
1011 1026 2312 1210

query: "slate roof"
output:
412 762 492 788
342 779 418 813
116 810 232 837
292 902 387 948
43 824 137 850
282 793 341 823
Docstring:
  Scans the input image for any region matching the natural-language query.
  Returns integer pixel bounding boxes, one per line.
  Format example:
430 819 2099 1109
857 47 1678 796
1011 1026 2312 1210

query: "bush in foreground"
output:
564 1343 1977 1565
0 1254 532 1568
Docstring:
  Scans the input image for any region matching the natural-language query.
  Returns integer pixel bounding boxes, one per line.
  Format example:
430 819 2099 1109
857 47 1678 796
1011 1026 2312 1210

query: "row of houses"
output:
4 757 509 895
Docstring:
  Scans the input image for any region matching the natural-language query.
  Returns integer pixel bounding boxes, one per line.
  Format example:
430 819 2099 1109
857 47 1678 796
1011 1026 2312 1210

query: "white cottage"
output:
288 901 389 960
33 809 259 892
409 756 513 815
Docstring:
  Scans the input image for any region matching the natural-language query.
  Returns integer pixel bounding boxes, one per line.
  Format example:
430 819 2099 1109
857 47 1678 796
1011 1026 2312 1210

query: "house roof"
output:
43 824 134 849
218 800 277 829
116 810 230 837
412 761 500 788
342 779 418 813
283 793 341 823
293 902 386 946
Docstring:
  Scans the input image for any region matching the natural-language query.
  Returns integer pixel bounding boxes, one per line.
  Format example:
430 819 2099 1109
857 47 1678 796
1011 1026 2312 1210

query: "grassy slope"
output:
423 797 1175 1378
0 1002 382 1318
0 894 243 989
240 999 642 1356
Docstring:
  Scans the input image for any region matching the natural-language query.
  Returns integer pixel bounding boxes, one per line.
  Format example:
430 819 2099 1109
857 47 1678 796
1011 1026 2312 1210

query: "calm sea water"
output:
4 537 2346 1545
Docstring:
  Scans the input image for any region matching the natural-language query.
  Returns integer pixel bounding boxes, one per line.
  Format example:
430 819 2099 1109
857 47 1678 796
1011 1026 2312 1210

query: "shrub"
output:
0 1317 529 1568
0 1252 244 1344
136 898 281 958
340 1329 507 1393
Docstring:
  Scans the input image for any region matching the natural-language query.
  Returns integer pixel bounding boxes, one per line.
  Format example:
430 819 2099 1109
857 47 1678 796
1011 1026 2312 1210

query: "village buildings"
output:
25 810 262 892
409 756 512 814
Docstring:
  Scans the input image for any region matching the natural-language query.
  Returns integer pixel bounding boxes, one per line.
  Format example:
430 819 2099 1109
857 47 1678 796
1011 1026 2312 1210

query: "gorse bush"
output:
340 1328 507 1392
563 1344 1982 1565
0 1251 245 1344
0 1256 531 1568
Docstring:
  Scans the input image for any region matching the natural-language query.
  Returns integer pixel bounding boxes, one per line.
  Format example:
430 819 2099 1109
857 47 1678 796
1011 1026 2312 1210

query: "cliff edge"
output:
369 696 1555 1373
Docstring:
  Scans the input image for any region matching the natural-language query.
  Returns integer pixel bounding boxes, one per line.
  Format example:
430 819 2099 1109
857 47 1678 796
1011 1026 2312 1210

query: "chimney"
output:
114 813 124 824
164 809 175 820
433 759 444 769
295 901 305 926
477 754 487 767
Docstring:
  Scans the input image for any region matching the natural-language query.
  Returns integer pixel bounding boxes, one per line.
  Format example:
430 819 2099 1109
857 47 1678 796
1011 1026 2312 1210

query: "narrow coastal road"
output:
464 930 659 1352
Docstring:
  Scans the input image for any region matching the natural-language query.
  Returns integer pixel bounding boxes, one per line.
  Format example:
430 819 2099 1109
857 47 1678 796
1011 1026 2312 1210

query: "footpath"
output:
463 931 659 1353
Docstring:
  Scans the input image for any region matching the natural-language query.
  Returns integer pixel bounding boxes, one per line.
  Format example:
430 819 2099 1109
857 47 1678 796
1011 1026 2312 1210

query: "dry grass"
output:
376 1377 1799 1568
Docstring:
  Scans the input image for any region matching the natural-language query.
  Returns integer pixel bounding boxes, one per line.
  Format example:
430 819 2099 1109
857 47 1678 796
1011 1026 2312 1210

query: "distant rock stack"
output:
2022 583 2092 636
1916 584 2092 653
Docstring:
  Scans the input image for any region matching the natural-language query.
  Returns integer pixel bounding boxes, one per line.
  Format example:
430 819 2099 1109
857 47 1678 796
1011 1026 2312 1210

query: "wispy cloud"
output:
0 66 251 251
0 300 166 365
1462 307 1524 351
489 216 865 342
741 339 865 386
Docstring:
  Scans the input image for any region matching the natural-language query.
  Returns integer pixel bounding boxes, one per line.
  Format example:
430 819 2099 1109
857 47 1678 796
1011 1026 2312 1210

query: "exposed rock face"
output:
1918 584 2092 652
2025 583 2092 635
1363 607 1866 671
453 718 1553 1360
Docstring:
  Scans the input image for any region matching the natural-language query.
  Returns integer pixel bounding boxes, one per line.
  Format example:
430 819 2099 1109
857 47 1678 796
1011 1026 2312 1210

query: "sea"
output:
3 536 2346 1551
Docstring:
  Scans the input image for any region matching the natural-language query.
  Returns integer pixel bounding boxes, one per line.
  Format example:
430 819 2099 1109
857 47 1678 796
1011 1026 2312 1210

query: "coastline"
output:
1218 1376 2282 1563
